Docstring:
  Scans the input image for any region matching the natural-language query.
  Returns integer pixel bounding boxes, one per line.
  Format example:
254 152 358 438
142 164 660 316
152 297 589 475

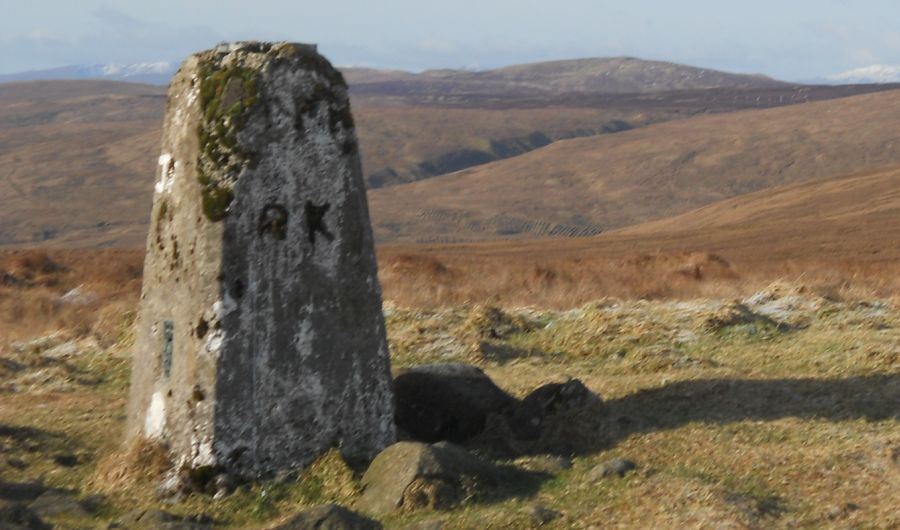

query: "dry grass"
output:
0 249 142 341
1 247 897 528
90 439 172 500
378 249 900 309
1 275 898 528
379 294 899 529
3 248 898 341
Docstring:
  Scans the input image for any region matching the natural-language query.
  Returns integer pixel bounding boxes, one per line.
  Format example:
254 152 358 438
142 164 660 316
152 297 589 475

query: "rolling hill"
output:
374 164 900 306
346 57 787 96
2 56 783 94
368 88 900 243
419 164 900 261
0 81 164 247
1 59 899 247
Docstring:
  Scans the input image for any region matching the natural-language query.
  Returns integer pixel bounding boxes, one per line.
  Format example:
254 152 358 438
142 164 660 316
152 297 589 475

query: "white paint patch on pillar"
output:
155 154 175 194
145 390 167 439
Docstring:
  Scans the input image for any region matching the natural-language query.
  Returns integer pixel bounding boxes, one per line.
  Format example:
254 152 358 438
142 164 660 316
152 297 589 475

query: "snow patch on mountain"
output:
828 65 900 84
99 62 175 77
0 62 177 85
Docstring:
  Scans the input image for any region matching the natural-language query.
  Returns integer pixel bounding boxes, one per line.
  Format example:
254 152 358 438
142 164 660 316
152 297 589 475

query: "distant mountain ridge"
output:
345 57 789 96
0 62 177 85
12 57 900 93
2 56 786 94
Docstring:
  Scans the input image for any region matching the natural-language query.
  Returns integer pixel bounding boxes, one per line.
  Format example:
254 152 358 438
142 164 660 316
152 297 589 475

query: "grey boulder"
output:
272 503 382 530
356 441 508 515
392 363 518 443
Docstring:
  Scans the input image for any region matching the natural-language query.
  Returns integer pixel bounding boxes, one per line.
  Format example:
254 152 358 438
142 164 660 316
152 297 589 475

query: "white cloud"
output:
0 7 221 75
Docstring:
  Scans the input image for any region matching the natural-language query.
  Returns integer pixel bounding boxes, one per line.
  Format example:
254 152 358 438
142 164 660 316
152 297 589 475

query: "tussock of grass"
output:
90 438 172 502
379 248 900 309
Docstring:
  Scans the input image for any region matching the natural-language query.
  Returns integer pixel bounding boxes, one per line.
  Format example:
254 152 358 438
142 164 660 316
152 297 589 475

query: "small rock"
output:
357 441 511 515
393 363 518 443
827 502 861 520
513 455 573 474
0 482 47 502
6 458 28 470
108 509 213 529
156 472 185 502
401 519 446 530
510 378 601 440
272 504 382 529
52 454 78 467
40 342 81 360
211 473 237 499
27 490 88 519
527 504 561 526
586 458 637 480
0 500 49 530
673 329 698 345
59 286 97 306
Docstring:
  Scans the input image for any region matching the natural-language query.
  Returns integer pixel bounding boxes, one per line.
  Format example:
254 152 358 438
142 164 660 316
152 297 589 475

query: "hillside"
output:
347 57 788 96
0 80 653 246
369 88 900 243
355 83 897 187
0 81 164 247
374 165 900 308
608 166 900 258
1 73 899 247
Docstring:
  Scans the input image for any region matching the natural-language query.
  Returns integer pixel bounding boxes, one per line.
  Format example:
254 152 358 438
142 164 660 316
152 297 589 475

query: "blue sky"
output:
2 0 900 80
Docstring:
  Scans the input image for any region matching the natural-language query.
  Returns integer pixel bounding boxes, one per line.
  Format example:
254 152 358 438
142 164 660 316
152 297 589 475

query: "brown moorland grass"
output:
377 164 900 307
3 166 899 339
378 250 900 309
1 176 898 527
0 249 142 342
2 247 898 347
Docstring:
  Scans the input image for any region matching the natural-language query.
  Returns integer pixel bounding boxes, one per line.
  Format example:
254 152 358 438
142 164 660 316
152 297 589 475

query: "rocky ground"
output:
1 282 898 528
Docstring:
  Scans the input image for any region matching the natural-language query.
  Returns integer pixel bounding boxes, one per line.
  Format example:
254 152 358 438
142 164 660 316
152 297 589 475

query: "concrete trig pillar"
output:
127 42 395 477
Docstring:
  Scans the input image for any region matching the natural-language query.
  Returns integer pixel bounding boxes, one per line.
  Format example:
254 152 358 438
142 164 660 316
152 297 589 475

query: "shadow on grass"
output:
0 425 60 509
612 374 897 426
0 423 80 500
467 374 899 458
595 374 900 452
0 422 75 454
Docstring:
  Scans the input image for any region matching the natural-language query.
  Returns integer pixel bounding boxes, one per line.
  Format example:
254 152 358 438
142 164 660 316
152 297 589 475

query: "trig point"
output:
127 42 395 477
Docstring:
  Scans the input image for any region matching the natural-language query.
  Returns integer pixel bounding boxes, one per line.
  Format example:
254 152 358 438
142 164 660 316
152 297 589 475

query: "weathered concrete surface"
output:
126 42 395 476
